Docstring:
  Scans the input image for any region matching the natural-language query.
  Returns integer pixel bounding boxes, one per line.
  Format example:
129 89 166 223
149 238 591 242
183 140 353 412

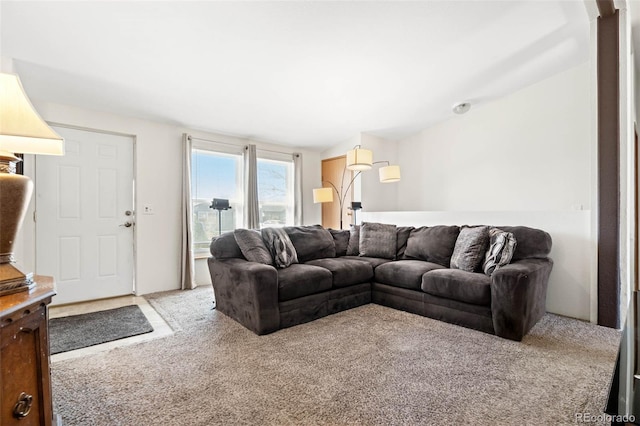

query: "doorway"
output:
35 125 135 304
320 155 353 230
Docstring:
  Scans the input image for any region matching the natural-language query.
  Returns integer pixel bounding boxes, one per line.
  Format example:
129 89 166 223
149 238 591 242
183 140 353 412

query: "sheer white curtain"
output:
244 144 260 229
180 133 196 290
293 152 303 225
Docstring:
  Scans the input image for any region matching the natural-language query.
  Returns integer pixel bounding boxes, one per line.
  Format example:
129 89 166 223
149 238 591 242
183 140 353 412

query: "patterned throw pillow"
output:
483 228 517 276
261 227 298 268
450 225 490 272
233 229 273 265
359 222 397 259
346 225 360 256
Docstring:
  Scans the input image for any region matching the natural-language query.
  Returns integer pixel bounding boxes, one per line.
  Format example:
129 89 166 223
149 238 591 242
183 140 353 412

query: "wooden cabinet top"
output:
0 276 56 319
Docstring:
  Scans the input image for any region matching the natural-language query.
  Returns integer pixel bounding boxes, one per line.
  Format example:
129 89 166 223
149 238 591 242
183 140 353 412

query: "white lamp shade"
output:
313 187 334 203
379 165 401 183
0 73 64 155
346 148 373 171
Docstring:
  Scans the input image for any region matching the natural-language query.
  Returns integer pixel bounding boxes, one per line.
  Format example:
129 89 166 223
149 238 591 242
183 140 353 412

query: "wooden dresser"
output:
0 276 56 426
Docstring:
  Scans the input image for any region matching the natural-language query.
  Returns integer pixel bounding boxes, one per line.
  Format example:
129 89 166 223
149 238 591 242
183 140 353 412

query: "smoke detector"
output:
452 102 471 114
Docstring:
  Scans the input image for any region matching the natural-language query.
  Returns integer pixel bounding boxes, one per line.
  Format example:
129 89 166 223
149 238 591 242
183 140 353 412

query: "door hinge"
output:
33 211 36 222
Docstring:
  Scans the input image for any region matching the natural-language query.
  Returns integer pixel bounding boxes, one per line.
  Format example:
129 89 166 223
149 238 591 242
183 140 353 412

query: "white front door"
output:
35 125 135 304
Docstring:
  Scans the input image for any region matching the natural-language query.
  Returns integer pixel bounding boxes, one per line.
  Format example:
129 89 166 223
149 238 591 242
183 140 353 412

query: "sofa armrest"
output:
490 258 553 341
207 257 279 335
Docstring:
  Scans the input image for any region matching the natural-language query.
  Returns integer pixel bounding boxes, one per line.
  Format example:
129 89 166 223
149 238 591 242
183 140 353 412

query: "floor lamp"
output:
349 202 362 225
0 73 64 295
209 198 231 310
210 198 231 236
313 145 400 229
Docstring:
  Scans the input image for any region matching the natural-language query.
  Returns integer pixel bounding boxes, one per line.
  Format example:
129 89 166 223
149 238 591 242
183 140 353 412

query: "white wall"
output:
364 62 593 321
395 62 591 212
359 133 399 213
19 101 321 295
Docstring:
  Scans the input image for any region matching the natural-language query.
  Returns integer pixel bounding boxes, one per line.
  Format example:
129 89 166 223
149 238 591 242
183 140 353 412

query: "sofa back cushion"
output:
404 225 460 267
210 231 244 260
346 225 360 256
396 226 414 260
329 229 350 257
284 225 336 262
497 226 552 261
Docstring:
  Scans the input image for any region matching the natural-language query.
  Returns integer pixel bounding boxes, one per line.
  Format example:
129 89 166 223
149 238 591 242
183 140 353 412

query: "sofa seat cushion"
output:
277 264 333 302
341 256 392 269
421 269 491 306
375 260 445 290
305 258 373 288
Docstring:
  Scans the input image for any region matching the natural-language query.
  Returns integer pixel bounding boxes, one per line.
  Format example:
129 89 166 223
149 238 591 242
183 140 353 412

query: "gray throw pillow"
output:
359 222 397 259
261 227 298 268
483 228 517 276
346 225 360 256
450 225 490 272
233 229 273 265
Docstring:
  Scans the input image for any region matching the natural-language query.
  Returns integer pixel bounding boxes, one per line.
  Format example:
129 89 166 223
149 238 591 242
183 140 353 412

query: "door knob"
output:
120 221 133 228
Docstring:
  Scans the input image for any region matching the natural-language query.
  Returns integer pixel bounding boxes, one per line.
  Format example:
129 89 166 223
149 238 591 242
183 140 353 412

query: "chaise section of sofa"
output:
370 225 553 340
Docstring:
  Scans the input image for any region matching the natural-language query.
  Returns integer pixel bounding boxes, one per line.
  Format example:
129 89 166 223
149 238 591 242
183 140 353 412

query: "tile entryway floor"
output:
49 295 173 362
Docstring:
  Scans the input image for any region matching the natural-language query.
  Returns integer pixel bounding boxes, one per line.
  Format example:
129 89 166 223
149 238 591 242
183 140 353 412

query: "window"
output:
190 142 297 254
191 148 243 253
257 157 294 228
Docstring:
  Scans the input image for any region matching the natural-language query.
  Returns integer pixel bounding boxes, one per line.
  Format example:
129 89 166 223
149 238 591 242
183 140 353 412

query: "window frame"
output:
189 141 298 255
256 151 295 228
191 141 244 255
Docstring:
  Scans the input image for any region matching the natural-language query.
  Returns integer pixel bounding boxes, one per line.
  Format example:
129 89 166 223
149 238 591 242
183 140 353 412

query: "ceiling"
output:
1 1 591 150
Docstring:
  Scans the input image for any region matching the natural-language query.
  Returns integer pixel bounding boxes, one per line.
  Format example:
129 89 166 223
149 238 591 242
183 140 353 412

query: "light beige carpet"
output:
52 286 620 425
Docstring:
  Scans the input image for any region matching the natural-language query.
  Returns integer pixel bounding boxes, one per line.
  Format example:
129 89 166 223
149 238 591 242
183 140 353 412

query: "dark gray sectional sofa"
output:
207 224 553 341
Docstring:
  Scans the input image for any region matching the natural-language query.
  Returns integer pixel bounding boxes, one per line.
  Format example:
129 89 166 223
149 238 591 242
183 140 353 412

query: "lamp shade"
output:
379 165 401 183
346 148 373 171
0 73 64 155
313 187 334 203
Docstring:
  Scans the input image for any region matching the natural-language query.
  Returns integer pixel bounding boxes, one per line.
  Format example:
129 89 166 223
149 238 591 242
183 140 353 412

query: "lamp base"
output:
0 262 35 295
0 153 35 296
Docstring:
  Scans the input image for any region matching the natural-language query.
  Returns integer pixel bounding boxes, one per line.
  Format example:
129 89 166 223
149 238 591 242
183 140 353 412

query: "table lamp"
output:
0 73 64 294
